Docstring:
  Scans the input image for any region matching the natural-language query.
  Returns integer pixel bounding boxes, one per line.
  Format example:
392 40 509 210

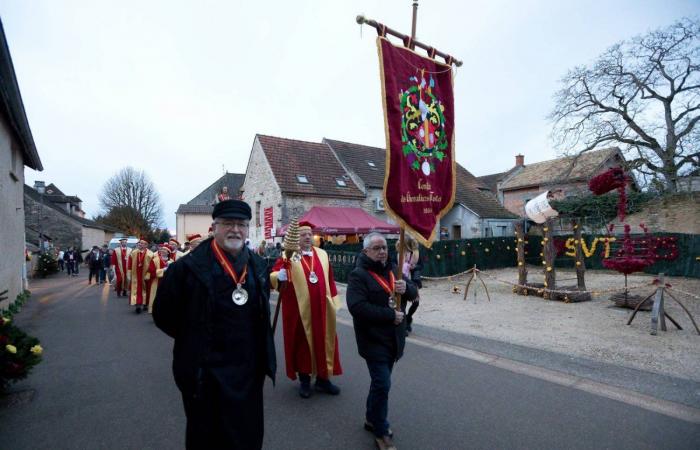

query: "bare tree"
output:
99 167 163 230
550 18 700 192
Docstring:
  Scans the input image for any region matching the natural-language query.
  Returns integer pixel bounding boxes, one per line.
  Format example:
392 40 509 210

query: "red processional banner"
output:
377 36 456 247
264 207 273 239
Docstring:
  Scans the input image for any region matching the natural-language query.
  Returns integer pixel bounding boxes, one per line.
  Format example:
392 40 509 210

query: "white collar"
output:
301 249 313 256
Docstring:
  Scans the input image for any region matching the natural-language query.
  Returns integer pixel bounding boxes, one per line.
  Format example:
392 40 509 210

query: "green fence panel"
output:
326 233 699 280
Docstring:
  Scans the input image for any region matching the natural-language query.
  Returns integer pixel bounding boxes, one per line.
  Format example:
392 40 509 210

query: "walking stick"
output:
272 291 282 333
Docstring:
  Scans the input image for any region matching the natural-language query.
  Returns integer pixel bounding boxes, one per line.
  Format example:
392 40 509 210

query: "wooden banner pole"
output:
395 228 406 311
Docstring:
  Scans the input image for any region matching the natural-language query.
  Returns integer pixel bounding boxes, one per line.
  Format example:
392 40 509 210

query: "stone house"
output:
0 19 43 305
442 164 519 238
242 135 366 245
325 138 518 239
24 182 120 253
175 172 245 244
479 148 633 217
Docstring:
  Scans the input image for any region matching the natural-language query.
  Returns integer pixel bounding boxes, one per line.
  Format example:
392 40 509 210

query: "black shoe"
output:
299 381 312 399
315 379 340 395
365 421 393 438
135 306 142 314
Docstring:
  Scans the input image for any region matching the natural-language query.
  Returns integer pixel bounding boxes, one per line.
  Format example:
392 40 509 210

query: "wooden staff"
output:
394 228 406 310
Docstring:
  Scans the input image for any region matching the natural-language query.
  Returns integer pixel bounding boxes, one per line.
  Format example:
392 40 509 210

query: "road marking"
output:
334 315 700 424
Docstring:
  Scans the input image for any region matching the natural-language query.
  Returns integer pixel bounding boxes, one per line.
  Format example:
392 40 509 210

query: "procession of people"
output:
52 198 420 449
147 200 419 449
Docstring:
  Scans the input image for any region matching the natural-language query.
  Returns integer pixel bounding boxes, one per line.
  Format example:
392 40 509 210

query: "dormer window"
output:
336 178 347 187
367 161 376 168
296 175 309 184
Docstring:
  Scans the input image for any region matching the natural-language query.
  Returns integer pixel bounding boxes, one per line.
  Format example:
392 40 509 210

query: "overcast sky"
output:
2 0 697 230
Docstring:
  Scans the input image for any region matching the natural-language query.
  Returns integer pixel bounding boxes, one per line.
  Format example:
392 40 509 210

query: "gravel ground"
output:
394 267 700 382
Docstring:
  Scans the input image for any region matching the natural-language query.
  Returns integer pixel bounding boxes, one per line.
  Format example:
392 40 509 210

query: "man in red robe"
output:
168 238 184 262
145 245 171 314
270 221 342 398
111 237 131 297
127 238 153 314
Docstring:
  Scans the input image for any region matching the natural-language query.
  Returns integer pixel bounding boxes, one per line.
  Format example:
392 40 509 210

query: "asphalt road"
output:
1 272 698 449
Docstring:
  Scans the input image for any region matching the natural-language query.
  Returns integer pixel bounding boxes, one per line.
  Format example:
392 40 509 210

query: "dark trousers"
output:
99 268 107 283
66 261 75 275
58 259 65 271
88 267 99 283
365 359 394 438
182 370 264 449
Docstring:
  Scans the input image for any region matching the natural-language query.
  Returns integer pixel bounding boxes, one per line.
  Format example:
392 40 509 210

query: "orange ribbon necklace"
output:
367 270 396 307
211 240 249 305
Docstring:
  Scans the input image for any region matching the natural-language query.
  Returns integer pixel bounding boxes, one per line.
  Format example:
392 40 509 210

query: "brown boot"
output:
375 435 397 450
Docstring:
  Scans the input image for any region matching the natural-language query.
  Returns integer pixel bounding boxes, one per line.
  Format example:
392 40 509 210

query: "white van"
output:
108 236 139 250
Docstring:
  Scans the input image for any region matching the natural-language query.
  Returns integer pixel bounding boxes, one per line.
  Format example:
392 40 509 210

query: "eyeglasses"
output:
369 245 387 251
215 221 249 230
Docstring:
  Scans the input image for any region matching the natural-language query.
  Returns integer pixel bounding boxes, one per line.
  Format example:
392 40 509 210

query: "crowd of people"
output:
46 199 420 449
144 199 421 450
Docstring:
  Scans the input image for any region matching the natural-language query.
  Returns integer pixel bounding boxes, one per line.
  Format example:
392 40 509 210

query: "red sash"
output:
211 240 247 286
367 270 395 296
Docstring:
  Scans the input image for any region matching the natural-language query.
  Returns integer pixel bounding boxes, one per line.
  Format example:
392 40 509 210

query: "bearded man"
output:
153 199 276 449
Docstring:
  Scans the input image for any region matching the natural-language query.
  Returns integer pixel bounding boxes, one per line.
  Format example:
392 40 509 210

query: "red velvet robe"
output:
271 248 342 380
111 246 130 293
127 249 152 306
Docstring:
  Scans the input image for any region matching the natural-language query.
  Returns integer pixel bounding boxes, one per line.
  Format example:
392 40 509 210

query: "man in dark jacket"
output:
346 232 418 450
153 199 276 449
85 245 103 285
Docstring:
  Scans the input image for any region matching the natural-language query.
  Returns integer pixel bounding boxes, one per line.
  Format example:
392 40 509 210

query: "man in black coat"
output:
153 199 276 449
346 232 418 450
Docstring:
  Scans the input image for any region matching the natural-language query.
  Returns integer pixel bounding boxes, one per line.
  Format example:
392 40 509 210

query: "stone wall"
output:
0 116 26 308
82 226 109 251
24 192 82 252
613 192 700 234
242 138 283 245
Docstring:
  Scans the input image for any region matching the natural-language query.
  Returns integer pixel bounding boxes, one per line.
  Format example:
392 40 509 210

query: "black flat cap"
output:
212 199 252 220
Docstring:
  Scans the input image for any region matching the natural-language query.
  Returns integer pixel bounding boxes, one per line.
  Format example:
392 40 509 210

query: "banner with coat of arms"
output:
377 36 456 248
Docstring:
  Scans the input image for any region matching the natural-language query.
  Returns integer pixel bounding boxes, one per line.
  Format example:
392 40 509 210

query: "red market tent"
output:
275 206 399 237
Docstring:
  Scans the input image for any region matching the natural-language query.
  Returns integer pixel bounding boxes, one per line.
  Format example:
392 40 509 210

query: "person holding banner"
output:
346 232 418 450
270 221 343 399
153 199 276 449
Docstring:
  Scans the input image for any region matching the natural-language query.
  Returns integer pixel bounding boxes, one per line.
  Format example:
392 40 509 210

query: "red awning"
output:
276 206 399 236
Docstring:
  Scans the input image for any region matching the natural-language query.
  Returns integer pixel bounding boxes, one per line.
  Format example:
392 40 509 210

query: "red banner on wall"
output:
264 207 273 239
377 36 456 248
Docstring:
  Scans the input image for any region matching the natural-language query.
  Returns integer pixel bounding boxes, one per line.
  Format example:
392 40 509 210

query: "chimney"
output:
515 154 525 167
34 180 46 194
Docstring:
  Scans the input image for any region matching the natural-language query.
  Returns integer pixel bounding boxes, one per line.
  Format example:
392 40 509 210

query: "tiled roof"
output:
44 183 65 196
324 138 386 188
24 185 119 232
186 172 245 206
500 148 621 191
176 204 215 215
257 135 365 199
455 164 518 219
324 137 514 219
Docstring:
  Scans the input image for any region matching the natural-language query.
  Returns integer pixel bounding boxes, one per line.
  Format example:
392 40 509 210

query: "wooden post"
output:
394 228 406 310
542 218 556 300
410 1 418 45
572 219 586 291
514 222 527 294
650 273 666 336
